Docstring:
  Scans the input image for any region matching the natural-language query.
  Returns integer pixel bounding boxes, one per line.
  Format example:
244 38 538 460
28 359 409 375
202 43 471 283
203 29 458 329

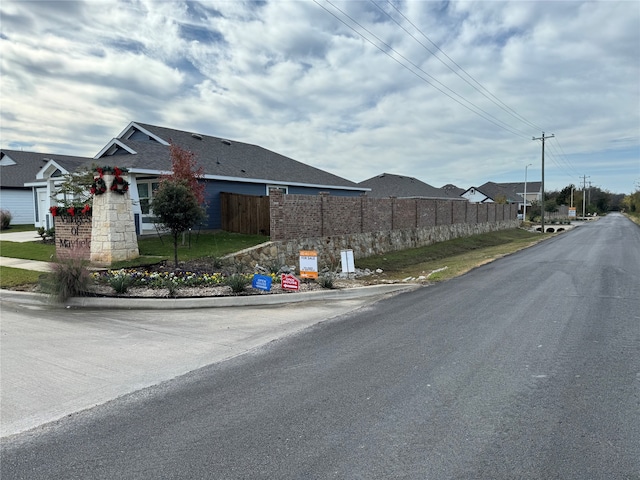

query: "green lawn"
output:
138 231 269 261
356 228 543 282
0 231 269 264
0 241 56 262
0 266 43 288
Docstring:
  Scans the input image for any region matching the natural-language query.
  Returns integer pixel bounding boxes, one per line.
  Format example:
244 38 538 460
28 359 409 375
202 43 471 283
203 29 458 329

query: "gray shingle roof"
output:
476 181 527 203
98 122 365 190
358 173 454 199
0 149 93 188
440 184 465 198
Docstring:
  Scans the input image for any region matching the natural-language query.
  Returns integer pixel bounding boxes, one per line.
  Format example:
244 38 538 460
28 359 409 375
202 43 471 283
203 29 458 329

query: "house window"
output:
137 181 160 214
266 185 287 195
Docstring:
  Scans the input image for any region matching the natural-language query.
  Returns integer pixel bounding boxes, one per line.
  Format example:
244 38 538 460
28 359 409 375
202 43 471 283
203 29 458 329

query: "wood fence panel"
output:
220 192 270 235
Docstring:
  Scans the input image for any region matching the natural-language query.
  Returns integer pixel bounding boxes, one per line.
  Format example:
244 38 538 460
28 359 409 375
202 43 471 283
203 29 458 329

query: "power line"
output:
313 0 533 139
372 0 545 133
550 136 581 176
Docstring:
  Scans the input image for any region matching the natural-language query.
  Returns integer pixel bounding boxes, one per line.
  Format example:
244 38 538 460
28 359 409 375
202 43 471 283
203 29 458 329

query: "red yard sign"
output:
281 273 300 291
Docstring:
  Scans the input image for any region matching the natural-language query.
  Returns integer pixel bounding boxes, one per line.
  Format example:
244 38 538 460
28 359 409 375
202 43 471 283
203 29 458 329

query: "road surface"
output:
2 213 639 479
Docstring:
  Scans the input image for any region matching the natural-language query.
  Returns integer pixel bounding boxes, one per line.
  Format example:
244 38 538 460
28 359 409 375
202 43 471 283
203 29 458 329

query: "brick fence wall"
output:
224 192 520 269
269 190 518 241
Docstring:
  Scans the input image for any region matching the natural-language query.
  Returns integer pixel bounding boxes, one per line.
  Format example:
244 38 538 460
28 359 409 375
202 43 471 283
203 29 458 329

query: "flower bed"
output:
92 269 231 289
88 266 329 298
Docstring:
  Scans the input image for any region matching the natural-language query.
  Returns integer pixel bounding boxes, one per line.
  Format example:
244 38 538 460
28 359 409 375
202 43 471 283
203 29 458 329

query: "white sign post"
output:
341 249 355 275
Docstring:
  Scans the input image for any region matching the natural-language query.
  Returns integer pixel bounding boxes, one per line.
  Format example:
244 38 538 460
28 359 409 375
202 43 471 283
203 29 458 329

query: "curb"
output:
0 284 421 310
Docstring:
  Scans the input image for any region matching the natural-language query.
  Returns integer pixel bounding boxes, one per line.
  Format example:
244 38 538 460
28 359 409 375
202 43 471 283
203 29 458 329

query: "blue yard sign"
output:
252 274 272 291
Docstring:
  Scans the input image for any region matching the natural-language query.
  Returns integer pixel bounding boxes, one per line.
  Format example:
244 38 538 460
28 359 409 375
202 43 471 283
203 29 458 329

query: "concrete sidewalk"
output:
0 284 418 438
0 256 52 272
0 230 42 243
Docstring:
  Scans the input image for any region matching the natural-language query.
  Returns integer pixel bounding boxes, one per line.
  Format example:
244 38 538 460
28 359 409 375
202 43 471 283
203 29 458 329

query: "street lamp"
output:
523 163 532 221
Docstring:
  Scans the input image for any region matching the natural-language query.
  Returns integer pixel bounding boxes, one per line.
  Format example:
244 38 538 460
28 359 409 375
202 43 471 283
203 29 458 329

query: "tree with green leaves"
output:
555 184 575 206
151 179 206 267
52 166 96 207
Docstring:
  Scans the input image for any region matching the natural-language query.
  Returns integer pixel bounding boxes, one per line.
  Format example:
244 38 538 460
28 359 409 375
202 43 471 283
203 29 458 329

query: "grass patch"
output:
0 231 268 266
624 212 640 226
0 224 39 233
138 231 269 261
356 228 543 282
0 241 56 262
0 266 42 288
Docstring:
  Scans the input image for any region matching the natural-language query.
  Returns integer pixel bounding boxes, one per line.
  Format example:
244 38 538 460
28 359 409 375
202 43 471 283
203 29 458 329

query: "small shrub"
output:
227 273 250 293
37 227 55 243
161 273 180 297
40 255 91 302
318 272 336 289
0 210 12 230
108 271 134 294
203 255 224 270
225 261 250 275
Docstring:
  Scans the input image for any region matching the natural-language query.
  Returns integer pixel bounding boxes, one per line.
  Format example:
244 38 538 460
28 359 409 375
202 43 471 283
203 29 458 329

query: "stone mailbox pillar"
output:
90 172 139 264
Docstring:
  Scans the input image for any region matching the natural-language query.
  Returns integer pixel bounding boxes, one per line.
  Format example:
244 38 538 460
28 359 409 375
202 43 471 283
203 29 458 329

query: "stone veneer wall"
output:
90 174 139 264
225 219 519 270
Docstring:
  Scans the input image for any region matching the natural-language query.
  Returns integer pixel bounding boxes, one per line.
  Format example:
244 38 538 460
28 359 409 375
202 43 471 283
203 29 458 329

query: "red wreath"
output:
110 175 129 194
90 177 107 195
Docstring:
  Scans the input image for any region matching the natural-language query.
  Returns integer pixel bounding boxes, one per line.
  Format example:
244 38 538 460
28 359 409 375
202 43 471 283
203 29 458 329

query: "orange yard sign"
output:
299 250 318 279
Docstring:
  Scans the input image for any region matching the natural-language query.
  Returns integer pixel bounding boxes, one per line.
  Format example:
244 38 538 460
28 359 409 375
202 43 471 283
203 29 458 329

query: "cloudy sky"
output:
1 0 639 194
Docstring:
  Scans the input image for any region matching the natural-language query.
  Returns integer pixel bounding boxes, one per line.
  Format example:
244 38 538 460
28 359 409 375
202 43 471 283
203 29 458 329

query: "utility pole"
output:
581 175 590 218
571 186 574 208
523 163 532 221
533 132 554 233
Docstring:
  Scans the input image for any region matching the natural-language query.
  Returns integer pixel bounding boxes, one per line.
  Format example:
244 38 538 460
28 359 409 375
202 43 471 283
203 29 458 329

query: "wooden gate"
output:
220 192 270 235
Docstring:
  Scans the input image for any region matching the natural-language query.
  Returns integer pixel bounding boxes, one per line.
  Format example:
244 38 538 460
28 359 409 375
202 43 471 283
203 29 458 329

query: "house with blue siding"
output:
30 122 369 234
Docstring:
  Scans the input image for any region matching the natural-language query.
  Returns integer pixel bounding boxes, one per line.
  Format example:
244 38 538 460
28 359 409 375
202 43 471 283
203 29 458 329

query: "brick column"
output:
269 188 285 241
54 214 92 260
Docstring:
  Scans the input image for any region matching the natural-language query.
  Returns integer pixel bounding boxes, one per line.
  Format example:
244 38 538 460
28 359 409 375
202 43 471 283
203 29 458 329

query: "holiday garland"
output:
50 204 91 217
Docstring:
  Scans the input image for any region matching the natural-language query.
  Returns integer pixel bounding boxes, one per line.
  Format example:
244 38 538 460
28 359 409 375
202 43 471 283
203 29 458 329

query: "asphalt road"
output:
2 214 639 479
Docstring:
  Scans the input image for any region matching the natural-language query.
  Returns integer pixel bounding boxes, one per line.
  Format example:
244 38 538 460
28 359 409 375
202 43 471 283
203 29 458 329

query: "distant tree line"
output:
541 184 627 216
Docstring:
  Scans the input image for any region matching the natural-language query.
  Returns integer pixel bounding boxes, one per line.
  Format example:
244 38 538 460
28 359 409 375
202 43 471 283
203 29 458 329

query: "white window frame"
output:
266 185 288 195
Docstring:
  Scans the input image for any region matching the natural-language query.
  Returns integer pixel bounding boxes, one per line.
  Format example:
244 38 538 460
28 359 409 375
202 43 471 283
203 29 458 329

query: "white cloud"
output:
1 0 638 193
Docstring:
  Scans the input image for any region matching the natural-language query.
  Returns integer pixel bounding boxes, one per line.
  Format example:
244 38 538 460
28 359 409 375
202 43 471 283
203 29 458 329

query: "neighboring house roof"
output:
476 182 522 203
494 181 542 196
358 173 456 199
478 181 541 203
1 149 92 188
440 184 465 198
462 180 542 204
95 122 368 192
